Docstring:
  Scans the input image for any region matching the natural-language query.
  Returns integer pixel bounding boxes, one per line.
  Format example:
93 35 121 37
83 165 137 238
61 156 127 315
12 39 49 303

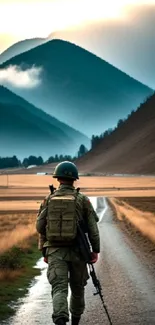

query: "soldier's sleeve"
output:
83 196 100 253
36 196 49 235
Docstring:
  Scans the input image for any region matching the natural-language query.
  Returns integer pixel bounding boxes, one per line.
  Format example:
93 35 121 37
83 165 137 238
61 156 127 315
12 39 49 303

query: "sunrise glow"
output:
0 0 155 39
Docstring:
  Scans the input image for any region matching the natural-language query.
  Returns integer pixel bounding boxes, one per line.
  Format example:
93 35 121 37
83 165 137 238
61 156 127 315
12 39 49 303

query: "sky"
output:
0 0 155 52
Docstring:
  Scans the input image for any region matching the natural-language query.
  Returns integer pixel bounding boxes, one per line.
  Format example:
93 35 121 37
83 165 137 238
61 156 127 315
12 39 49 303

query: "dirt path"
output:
2 197 155 325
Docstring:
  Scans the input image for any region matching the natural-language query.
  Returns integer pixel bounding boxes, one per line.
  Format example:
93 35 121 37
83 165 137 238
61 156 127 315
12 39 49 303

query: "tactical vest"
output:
46 189 79 244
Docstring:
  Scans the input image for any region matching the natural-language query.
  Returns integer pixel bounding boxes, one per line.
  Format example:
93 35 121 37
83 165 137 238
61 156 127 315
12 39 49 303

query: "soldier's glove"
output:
44 256 48 264
90 252 98 264
42 247 48 263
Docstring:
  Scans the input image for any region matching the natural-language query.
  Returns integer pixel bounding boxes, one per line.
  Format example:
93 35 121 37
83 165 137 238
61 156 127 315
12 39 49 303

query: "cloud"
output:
0 65 42 88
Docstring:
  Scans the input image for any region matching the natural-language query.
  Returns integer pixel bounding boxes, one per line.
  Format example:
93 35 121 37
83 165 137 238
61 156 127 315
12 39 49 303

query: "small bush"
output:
0 246 23 270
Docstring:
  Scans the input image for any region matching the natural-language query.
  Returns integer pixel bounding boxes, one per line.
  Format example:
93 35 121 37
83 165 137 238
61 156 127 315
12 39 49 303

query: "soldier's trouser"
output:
47 248 89 324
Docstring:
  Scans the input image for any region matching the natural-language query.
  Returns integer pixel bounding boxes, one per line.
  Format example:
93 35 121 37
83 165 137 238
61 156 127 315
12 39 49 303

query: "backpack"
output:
46 189 79 243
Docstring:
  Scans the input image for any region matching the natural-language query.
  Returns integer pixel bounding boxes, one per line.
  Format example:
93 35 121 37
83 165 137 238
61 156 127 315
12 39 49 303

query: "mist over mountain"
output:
0 38 47 64
0 40 152 137
77 93 155 174
0 86 89 159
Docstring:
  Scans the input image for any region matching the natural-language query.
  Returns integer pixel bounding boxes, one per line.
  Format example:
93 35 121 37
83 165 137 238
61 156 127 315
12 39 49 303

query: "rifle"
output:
76 219 113 325
49 184 56 194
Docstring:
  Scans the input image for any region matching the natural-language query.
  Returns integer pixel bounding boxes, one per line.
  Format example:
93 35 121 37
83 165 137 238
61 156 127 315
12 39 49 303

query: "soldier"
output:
36 161 100 325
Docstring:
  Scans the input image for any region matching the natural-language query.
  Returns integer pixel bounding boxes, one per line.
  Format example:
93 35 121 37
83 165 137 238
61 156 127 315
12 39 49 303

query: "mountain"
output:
0 38 47 64
49 5 155 89
0 86 90 159
76 93 155 174
0 40 153 137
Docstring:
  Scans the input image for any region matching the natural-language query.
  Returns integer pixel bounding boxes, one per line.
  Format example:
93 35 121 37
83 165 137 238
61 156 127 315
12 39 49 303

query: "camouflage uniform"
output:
36 184 100 324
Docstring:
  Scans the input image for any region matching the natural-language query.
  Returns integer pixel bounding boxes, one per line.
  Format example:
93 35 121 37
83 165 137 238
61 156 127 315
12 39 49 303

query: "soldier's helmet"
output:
53 161 79 180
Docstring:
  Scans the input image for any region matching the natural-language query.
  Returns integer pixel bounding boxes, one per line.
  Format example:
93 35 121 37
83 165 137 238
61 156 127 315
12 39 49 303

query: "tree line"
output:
0 114 132 169
91 93 154 149
91 110 135 148
0 144 88 169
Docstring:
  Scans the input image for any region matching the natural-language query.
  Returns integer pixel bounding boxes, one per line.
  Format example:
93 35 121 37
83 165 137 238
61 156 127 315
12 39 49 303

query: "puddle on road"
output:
2 259 52 325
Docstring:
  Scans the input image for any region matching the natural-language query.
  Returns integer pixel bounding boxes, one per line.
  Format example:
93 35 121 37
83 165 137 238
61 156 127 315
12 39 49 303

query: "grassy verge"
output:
0 235 41 321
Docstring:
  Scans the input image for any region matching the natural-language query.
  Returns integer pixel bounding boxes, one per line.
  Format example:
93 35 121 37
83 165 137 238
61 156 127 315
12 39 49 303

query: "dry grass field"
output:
116 197 155 213
109 197 155 244
1 174 155 189
0 212 36 254
1 175 155 210
0 210 39 291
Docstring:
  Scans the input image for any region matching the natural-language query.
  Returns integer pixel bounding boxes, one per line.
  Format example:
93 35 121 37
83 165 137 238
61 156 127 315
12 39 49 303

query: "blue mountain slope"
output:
0 86 89 159
0 40 153 136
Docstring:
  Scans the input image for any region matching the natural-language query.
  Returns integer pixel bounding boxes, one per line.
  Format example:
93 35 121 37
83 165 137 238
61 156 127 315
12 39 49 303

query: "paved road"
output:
2 197 155 325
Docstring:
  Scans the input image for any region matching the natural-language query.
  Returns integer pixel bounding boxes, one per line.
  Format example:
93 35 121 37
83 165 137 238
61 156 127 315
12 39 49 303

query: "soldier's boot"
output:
56 318 66 325
71 315 81 325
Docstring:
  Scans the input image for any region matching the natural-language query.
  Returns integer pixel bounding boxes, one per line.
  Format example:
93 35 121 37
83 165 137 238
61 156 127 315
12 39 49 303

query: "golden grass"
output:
0 213 37 254
109 198 155 243
1 175 155 202
0 201 40 211
1 174 155 188
0 269 23 281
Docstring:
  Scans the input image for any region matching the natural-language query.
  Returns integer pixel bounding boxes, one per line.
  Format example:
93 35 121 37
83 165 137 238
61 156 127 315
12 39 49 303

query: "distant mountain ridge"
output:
76 93 155 174
0 39 153 136
0 38 47 64
0 86 90 159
